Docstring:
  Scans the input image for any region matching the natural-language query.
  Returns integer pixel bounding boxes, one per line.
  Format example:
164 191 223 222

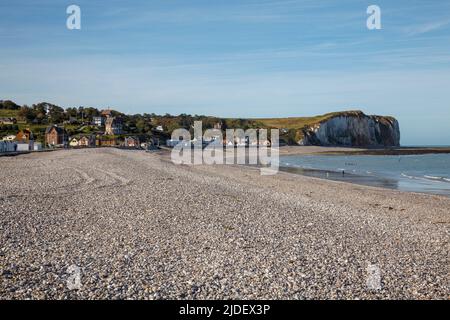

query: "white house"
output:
69 138 79 147
2 135 16 141
259 140 271 147
17 142 33 151
93 116 105 126
166 139 192 147
166 139 180 147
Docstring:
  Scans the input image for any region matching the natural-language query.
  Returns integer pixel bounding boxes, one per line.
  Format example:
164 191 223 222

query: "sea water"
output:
280 153 450 196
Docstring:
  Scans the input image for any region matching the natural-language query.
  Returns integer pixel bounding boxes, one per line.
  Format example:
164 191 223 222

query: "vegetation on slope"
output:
1 99 396 145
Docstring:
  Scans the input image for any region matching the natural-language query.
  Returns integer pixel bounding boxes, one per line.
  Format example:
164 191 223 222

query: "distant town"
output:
0 99 263 153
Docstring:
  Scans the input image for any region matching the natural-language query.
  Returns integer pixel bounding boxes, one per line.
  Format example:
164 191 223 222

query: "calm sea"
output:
280 153 450 196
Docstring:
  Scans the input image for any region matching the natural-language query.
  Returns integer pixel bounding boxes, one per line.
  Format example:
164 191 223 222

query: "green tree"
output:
18 105 36 123
0 100 20 110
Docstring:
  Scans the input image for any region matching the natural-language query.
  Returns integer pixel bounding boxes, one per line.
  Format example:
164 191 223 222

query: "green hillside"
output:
0 109 20 118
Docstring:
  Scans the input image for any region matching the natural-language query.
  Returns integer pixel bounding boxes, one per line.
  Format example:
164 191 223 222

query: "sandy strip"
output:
278 145 367 155
278 145 450 156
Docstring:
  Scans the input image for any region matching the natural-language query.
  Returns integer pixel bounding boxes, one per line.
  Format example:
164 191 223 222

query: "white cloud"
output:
404 19 450 36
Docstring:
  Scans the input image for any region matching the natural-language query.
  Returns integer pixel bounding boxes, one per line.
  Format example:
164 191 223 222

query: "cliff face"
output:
298 111 400 147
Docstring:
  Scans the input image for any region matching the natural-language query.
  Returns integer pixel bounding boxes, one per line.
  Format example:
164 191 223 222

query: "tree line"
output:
1 100 260 135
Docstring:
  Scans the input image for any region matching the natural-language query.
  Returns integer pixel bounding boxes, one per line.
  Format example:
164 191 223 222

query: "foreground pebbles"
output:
0 148 449 299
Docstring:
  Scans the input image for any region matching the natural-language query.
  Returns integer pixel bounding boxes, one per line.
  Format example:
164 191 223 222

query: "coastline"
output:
278 145 450 156
0 148 448 299
278 147 450 197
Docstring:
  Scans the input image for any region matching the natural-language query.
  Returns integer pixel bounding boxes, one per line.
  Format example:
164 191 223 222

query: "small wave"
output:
424 175 450 183
401 173 450 183
401 173 450 182
401 173 416 179
424 175 442 180
401 173 429 182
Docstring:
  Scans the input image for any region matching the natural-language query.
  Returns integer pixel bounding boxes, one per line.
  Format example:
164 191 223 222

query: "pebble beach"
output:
0 148 449 299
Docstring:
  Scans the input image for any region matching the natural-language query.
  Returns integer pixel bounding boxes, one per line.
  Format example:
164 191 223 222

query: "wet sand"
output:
278 145 450 156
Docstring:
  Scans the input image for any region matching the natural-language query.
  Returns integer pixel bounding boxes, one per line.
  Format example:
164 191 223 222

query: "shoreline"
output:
2 145 450 158
278 145 450 156
278 147 450 197
278 165 450 198
160 145 450 197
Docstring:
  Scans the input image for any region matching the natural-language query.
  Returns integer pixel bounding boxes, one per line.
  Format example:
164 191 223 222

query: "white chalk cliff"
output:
298 111 400 147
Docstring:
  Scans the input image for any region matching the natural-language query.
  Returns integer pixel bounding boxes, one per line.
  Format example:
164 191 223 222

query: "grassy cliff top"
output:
251 110 396 130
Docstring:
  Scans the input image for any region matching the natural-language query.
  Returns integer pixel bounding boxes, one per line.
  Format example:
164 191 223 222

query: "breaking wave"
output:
401 173 450 183
424 175 450 183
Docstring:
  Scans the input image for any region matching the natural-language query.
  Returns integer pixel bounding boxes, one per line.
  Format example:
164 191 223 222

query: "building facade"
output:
0 117 17 125
124 136 139 148
96 136 117 147
105 117 123 135
79 135 95 147
45 125 68 146
93 116 105 126
16 129 33 143
69 138 79 147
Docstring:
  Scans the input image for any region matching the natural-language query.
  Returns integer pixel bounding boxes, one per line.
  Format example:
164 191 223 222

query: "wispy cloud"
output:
404 19 450 36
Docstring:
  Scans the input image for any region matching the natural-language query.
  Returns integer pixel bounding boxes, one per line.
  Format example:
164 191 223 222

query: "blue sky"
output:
1 0 450 145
